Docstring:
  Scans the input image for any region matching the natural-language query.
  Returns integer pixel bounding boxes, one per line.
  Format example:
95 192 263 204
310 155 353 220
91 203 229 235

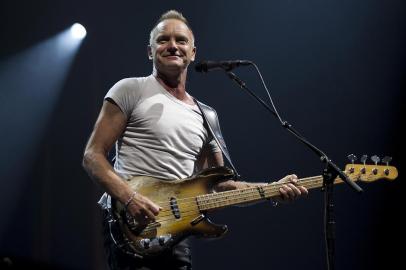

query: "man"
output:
82 10 308 270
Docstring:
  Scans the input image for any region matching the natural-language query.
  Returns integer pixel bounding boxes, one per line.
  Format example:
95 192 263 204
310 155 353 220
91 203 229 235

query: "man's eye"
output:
156 37 168 43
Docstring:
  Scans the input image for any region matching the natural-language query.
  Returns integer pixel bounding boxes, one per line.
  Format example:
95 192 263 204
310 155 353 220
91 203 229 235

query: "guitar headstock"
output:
344 154 398 183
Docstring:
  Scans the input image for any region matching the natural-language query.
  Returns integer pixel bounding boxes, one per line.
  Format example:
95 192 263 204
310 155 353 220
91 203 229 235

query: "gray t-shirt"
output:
105 75 219 180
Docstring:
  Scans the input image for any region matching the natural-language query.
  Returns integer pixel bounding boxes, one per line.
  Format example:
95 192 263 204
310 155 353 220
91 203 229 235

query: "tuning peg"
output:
347 154 357 164
360 155 368 165
371 155 380 165
360 155 368 174
347 154 357 173
371 155 380 175
382 156 393 176
381 156 392 166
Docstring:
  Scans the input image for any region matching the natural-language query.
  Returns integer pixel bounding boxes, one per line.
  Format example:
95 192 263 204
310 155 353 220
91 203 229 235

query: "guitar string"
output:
142 177 366 230
139 181 324 232
140 176 324 219
137 175 325 216
150 173 353 218
144 172 380 229
127 166 388 207
141 181 332 232
153 178 321 218
128 173 377 231
142 174 366 222
155 170 382 215
151 175 322 205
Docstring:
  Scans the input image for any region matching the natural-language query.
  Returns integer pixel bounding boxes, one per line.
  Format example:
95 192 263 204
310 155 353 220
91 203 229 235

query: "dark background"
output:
0 0 404 269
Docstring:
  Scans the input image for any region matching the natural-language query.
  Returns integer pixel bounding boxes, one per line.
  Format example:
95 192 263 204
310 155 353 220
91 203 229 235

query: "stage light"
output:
70 23 86 39
0 25 85 237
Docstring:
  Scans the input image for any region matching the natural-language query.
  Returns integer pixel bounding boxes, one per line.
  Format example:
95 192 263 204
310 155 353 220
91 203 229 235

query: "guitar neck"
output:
197 175 345 211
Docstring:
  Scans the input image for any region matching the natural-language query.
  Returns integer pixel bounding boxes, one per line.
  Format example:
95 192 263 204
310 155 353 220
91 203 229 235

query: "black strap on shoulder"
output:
194 99 240 179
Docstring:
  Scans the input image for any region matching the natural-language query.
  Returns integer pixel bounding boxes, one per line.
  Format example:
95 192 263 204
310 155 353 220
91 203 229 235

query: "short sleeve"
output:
104 78 140 118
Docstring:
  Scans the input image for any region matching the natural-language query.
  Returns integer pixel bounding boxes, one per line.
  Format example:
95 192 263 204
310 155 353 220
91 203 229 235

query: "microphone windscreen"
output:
194 61 207 73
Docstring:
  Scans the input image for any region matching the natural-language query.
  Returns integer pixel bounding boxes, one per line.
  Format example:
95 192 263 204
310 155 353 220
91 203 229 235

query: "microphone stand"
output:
225 70 363 270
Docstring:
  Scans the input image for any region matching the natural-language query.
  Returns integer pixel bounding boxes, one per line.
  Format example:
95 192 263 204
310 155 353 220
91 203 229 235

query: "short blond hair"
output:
149 10 194 46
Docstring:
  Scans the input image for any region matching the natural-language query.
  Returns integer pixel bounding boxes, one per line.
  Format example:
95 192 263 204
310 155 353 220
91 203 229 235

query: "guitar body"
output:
110 167 235 257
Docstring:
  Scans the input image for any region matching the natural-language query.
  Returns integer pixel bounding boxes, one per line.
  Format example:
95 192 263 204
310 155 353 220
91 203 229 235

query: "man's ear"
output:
147 45 153 60
190 46 197 62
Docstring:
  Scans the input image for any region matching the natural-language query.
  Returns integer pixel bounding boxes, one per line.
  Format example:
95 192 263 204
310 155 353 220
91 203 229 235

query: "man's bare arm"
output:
82 100 160 222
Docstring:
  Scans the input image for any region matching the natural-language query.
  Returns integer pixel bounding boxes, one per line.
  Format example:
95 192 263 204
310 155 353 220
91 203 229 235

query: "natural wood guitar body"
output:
111 167 235 256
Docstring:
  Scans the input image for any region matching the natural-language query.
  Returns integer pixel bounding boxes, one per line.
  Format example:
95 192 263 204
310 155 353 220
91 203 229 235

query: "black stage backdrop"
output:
0 1 404 269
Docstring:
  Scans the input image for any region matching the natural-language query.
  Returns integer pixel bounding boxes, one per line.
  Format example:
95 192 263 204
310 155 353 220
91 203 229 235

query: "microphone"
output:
195 60 251 72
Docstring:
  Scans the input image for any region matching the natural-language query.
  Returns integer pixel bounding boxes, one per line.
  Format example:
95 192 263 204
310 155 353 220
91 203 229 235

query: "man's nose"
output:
167 39 178 53
167 46 178 54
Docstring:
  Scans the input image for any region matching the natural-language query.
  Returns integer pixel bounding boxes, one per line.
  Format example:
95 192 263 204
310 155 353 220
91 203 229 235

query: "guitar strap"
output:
194 99 240 179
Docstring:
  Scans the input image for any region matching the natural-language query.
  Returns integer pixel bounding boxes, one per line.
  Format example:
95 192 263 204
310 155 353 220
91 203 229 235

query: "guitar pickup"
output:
170 197 181 219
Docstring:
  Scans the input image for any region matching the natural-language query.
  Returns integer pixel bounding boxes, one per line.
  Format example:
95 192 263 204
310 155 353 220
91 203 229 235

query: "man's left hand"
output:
274 174 308 203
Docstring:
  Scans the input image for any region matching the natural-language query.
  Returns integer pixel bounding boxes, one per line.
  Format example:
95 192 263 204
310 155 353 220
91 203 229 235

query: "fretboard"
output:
196 175 347 211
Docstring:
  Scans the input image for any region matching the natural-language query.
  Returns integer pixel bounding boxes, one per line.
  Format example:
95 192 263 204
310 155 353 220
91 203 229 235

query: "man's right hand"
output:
125 193 162 224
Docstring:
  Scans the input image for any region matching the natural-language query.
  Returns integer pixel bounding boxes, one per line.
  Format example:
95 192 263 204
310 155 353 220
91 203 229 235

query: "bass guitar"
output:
108 161 398 257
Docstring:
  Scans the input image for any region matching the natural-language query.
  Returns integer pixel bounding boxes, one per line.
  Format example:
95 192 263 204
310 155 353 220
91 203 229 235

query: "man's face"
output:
148 19 196 74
